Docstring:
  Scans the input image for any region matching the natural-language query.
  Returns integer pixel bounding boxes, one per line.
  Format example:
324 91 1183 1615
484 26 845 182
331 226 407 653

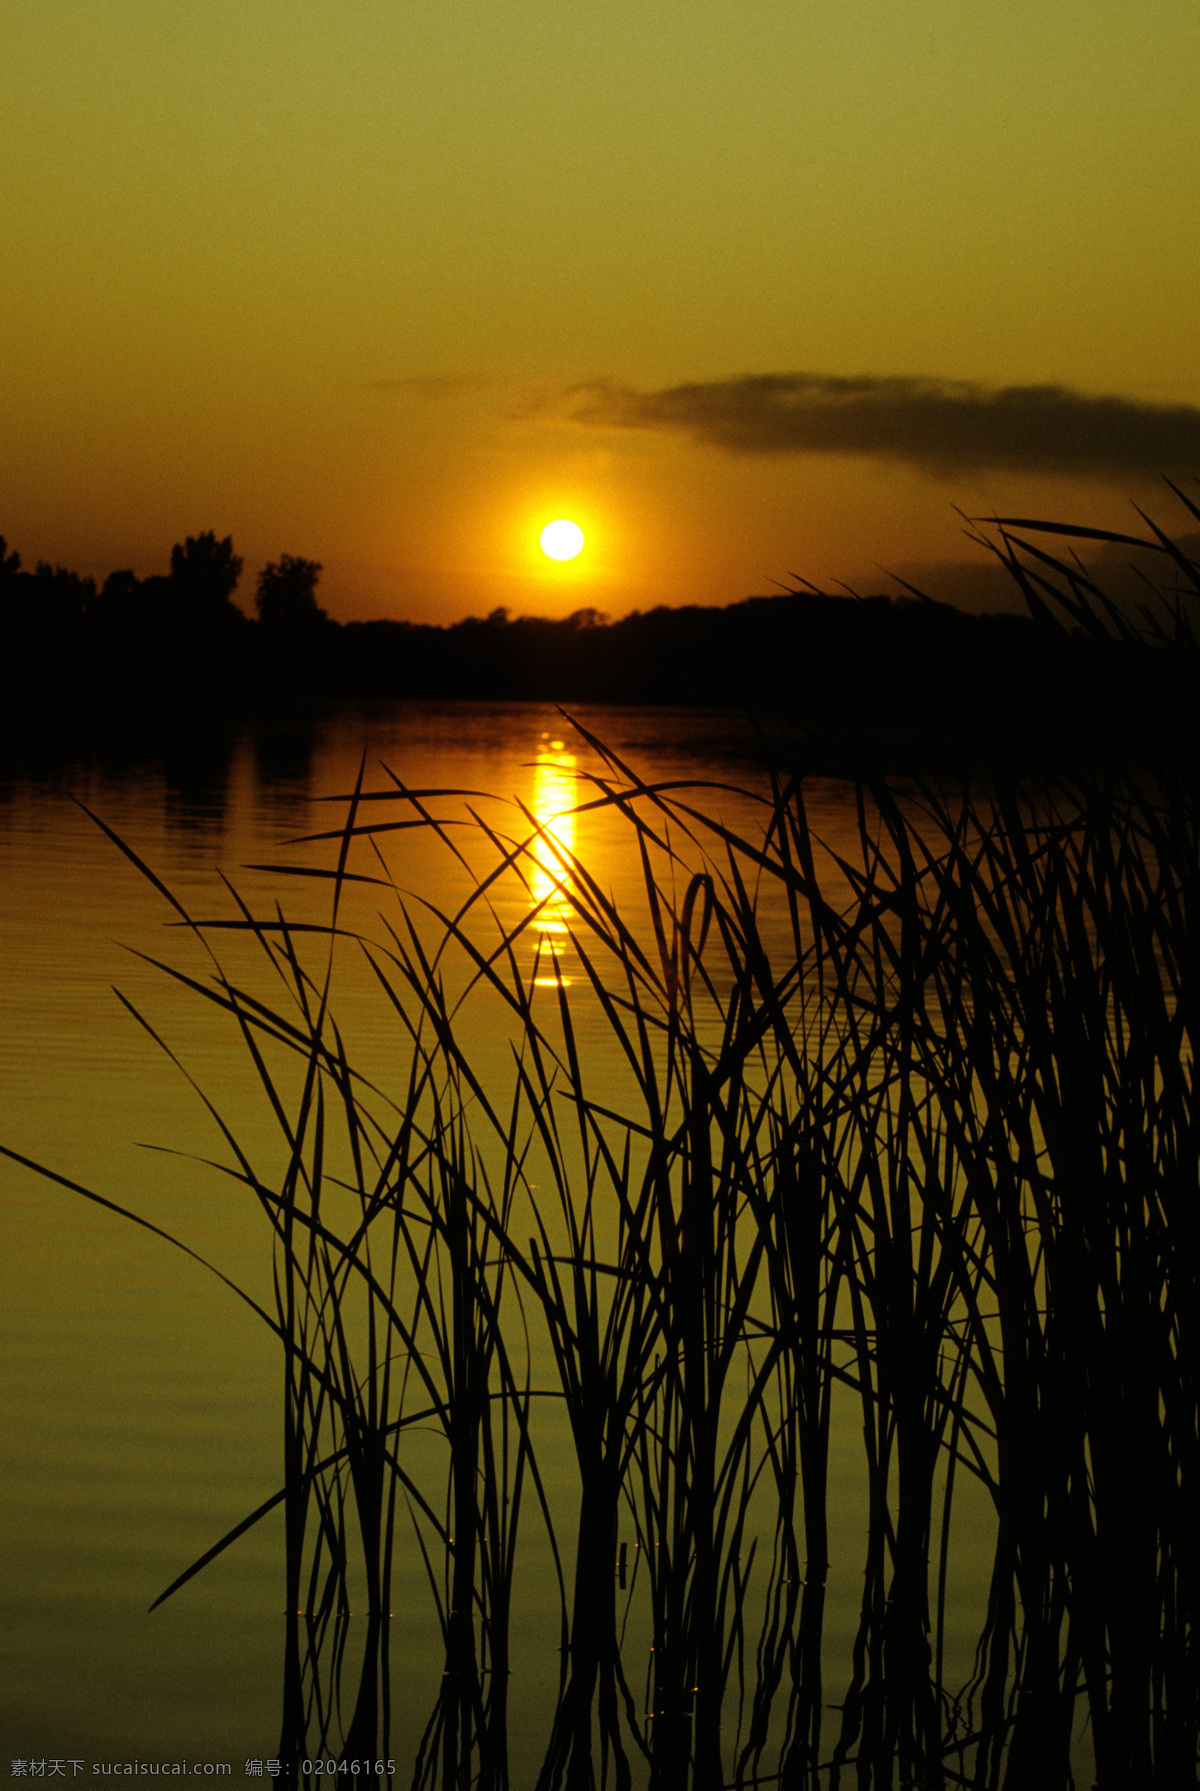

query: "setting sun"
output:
540 519 585 562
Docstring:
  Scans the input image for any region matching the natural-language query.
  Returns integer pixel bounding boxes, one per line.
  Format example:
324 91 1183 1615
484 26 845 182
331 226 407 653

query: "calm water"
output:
0 702 990 1776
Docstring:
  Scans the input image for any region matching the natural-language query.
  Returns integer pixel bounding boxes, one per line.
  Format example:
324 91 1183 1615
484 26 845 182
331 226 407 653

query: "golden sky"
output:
3 0 1198 622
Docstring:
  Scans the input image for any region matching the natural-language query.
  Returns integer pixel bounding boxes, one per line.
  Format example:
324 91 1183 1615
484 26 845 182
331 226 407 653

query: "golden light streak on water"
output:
529 735 577 985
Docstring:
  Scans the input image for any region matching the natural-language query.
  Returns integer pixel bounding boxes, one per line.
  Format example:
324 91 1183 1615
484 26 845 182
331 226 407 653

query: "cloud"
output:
532 374 1200 478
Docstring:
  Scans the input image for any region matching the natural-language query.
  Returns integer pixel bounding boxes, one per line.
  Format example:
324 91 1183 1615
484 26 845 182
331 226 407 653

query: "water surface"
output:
1 701 988 1776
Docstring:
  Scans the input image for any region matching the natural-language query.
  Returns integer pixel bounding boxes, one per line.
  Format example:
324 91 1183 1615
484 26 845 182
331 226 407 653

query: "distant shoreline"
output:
3 530 1195 770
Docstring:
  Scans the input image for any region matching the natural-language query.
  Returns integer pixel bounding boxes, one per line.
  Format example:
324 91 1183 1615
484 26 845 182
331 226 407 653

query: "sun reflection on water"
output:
529 735 577 985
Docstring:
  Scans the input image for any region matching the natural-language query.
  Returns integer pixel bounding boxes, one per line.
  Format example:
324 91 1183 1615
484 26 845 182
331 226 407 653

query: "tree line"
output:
1 530 323 654
0 526 1182 759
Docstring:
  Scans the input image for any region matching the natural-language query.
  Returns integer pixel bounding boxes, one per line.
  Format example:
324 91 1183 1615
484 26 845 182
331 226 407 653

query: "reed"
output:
6 499 1198 1788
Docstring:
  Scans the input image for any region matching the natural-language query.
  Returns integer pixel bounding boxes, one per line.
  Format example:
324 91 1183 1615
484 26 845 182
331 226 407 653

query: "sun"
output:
540 519 585 562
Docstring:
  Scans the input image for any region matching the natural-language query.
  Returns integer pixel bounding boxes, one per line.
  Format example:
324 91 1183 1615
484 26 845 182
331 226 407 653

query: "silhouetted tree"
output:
256 555 326 628
102 568 140 601
88 568 150 642
169 531 244 618
34 561 95 622
0 538 31 639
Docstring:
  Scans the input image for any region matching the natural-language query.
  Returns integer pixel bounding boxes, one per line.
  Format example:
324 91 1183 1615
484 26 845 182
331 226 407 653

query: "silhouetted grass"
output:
5 497 1199 1788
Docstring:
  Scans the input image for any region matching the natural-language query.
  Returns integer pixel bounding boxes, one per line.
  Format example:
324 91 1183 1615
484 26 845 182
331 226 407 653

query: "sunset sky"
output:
3 0 1198 624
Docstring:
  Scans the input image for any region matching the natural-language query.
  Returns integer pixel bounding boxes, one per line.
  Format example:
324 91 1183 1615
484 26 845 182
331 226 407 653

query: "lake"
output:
2 699 1109 1785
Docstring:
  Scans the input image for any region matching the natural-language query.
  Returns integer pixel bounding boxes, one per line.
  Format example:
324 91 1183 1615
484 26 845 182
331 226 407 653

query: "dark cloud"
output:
537 374 1200 478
